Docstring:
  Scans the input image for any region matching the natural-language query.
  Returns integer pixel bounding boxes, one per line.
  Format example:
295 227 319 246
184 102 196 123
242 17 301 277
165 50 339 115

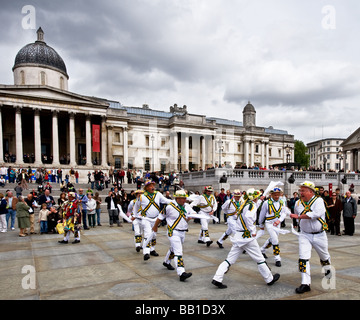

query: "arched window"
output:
40 71 46 85
20 70 25 85
60 76 64 90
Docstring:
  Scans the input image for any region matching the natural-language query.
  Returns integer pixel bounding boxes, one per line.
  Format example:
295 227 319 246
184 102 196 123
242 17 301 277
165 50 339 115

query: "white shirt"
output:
133 191 171 219
294 196 327 234
190 194 218 213
158 200 197 234
87 198 97 214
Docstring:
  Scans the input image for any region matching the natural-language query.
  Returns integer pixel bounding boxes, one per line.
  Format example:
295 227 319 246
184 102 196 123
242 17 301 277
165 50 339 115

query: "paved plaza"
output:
1 206 360 301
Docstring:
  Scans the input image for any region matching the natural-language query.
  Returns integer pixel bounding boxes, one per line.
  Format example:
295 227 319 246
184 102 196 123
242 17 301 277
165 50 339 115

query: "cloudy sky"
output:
1 0 359 144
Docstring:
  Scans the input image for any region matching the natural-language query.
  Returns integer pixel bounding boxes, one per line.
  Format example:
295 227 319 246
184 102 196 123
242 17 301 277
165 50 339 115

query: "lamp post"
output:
285 144 291 164
218 138 223 167
323 155 327 172
338 151 344 172
151 134 155 172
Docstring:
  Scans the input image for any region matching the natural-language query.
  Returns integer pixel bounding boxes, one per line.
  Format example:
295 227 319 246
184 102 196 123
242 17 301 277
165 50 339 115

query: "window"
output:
114 132 121 143
237 143 241 153
161 137 166 147
115 158 121 169
128 135 133 146
20 71 25 85
255 144 259 153
144 158 150 171
145 135 150 147
40 71 46 85
60 76 64 90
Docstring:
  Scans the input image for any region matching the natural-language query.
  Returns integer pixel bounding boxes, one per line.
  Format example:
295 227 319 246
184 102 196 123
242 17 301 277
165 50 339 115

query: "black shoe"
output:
198 240 205 244
144 254 150 261
295 284 311 294
206 241 213 247
163 262 175 270
84 227 90 230
180 272 192 282
150 250 159 256
72 239 80 244
267 273 280 286
212 279 227 289
216 241 224 249
58 240 68 244
275 261 281 267
136 246 141 252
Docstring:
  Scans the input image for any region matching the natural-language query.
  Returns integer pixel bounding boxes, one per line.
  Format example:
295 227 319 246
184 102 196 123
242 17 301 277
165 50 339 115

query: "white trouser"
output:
213 233 273 284
298 231 331 285
164 230 186 276
64 227 80 241
133 218 143 248
217 217 236 244
0 215 7 232
142 219 156 255
199 212 211 242
261 221 281 262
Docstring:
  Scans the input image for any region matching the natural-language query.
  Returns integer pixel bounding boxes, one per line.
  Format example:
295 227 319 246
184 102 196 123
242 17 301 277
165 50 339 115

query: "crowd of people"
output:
0 162 358 294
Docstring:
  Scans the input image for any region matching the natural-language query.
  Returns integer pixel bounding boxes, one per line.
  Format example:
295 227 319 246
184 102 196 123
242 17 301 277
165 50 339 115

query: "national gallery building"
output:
0 28 295 174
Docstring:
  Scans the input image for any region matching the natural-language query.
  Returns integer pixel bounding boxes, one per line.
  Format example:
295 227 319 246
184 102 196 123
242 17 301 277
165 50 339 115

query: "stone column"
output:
244 139 249 167
250 141 254 167
69 112 76 166
265 142 270 169
101 117 108 166
33 108 42 166
85 114 92 166
184 134 189 171
52 110 60 166
123 127 128 168
15 106 24 165
107 124 113 166
173 132 178 171
201 136 206 170
261 141 265 168
0 105 4 163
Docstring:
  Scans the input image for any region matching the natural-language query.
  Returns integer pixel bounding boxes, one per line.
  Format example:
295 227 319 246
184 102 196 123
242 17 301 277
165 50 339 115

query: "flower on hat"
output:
174 190 187 198
245 188 261 201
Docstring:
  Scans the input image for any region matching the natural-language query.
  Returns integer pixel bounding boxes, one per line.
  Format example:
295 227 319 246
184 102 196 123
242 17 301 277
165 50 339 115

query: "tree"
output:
294 140 310 168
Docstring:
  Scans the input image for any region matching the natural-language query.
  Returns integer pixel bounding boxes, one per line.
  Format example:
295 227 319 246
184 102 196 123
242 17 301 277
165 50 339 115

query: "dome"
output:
12 27 68 78
243 101 256 113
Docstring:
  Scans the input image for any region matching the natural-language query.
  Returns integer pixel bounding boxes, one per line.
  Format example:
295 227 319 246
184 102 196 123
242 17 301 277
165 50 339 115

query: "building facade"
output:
307 138 348 171
0 28 295 174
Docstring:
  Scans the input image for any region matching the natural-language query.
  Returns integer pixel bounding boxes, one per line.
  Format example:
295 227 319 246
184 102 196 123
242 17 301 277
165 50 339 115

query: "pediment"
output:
341 127 360 149
0 85 108 108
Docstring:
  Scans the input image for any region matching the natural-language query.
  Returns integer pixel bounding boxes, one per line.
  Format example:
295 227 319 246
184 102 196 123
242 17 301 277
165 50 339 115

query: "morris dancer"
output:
217 189 244 249
153 190 196 282
258 187 289 267
212 188 280 289
290 181 332 294
190 186 218 247
58 192 81 244
133 180 171 261
129 189 144 252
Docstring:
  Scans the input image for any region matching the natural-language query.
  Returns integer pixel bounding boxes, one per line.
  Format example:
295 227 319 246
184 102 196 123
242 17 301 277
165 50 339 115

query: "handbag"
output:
56 222 65 234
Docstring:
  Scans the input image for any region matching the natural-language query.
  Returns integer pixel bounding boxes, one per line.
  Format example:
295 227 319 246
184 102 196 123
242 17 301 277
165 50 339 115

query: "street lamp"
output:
218 138 223 167
151 134 155 172
285 145 291 164
338 151 344 172
323 155 327 172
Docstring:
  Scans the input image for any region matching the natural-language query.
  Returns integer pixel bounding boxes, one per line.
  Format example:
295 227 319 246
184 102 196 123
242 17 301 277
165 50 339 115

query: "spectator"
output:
342 191 357 236
0 193 8 233
6 191 17 231
16 196 30 237
14 183 23 197
47 206 61 234
0 176 5 187
24 193 37 234
87 193 97 228
38 203 50 234
94 192 102 226
327 193 343 236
